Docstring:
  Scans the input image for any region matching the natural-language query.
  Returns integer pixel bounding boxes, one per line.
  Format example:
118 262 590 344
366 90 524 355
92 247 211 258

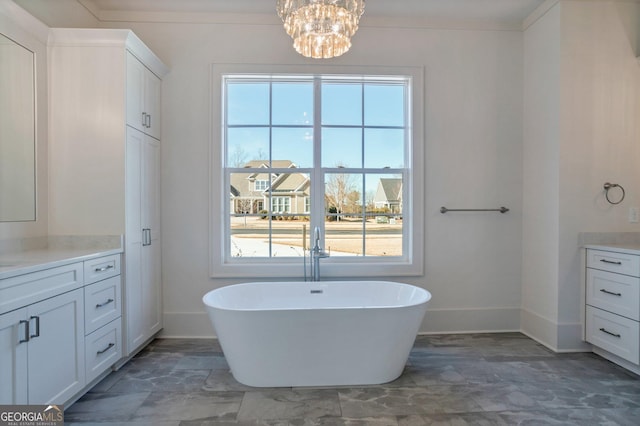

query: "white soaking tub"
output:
202 281 431 387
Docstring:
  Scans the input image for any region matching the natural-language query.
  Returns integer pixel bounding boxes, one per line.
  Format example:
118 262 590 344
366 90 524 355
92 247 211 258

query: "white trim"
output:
70 4 529 32
520 307 592 352
210 63 424 278
592 346 640 375
421 307 521 334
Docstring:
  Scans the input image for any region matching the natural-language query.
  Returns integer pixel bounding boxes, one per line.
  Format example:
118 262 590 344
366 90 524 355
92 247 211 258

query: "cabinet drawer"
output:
586 269 640 320
0 263 83 315
85 319 122 384
585 306 639 364
84 276 121 334
586 249 640 277
84 254 120 285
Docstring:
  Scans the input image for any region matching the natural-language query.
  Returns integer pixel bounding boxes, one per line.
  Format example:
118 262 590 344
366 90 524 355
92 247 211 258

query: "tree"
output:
229 145 248 168
325 164 358 221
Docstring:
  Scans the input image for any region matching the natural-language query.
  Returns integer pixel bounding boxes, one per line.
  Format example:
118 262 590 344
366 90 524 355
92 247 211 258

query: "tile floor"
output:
65 333 640 425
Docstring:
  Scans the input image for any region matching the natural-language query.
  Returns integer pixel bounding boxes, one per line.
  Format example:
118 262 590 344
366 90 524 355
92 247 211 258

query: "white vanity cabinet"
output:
584 247 640 373
0 252 123 406
48 29 168 358
0 264 85 405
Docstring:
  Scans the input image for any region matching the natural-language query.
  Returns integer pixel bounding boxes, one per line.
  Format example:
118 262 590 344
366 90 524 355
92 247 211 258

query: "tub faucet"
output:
310 226 330 281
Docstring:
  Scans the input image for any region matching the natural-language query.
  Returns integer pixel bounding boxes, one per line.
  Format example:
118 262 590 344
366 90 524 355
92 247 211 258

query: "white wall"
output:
94 18 524 337
522 1 562 349
558 0 640 348
523 0 640 351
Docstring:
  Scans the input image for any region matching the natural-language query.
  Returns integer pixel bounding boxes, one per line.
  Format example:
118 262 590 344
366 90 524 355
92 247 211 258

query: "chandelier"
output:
276 0 365 59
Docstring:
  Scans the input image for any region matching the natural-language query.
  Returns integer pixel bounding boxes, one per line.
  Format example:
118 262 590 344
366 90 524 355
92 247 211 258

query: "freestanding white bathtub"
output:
202 281 431 387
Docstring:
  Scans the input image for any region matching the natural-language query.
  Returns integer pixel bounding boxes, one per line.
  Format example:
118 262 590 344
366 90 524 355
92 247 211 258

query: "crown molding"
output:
69 9 525 32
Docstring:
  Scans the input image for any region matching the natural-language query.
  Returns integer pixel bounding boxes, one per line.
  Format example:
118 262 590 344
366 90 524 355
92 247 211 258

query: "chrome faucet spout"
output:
310 226 329 281
313 226 321 251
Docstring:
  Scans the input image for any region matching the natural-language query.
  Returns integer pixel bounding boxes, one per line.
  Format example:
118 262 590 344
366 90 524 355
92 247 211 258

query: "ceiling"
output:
12 0 551 30
80 0 547 24
85 0 545 18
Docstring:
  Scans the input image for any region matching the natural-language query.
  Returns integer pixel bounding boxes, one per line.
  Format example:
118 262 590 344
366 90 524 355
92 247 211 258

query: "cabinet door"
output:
125 128 162 355
27 289 85 404
126 51 161 139
145 71 161 139
0 308 28 404
125 127 145 354
125 243 144 354
126 52 146 134
142 137 162 336
143 237 162 337
143 137 160 244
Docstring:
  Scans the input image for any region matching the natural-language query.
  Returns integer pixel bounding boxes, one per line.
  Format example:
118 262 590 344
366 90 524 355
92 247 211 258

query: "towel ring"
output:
603 182 625 205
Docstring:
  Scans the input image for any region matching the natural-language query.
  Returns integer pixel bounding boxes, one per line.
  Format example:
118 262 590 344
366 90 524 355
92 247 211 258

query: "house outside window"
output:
210 64 424 278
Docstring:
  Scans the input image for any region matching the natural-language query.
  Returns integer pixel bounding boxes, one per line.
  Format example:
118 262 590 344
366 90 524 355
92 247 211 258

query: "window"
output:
211 65 423 277
271 196 291 213
254 180 269 191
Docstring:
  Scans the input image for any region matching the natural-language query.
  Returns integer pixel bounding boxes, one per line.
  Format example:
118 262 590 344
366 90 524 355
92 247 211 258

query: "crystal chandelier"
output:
276 0 365 59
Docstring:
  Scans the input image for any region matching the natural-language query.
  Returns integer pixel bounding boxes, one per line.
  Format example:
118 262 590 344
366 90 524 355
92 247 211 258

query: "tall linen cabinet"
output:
48 29 169 357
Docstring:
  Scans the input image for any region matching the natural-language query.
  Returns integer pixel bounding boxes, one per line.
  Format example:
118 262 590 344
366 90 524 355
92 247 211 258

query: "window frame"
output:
210 64 424 278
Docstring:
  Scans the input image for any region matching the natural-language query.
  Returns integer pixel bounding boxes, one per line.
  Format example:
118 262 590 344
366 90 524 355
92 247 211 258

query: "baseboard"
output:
592 346 640 376
161 312 216 338
520 308 591 353
419 307 521 334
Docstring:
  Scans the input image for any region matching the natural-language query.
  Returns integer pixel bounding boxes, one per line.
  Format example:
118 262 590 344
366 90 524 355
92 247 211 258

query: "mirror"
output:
0 33 35 221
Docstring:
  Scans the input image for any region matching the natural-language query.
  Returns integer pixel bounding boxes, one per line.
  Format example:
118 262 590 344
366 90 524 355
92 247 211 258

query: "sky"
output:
225 79 407 171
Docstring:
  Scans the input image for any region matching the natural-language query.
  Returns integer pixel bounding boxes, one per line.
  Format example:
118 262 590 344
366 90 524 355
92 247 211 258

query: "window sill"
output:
209 258 423 279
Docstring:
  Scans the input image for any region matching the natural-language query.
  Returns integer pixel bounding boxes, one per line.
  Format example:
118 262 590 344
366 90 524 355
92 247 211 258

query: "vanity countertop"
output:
584 243 640 255
0 246 123 280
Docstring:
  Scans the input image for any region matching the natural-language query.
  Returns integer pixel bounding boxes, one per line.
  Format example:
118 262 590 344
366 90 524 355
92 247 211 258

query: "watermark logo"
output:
0 405 63 426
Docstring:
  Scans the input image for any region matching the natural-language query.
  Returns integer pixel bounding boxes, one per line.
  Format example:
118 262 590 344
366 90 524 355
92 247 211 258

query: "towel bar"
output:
440 206 509 214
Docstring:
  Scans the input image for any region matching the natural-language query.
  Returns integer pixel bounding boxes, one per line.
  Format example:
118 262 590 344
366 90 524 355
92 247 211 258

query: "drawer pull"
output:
599 328 621 338
600 259 623 265
94 265 115 273
96 298 114 309
599 289 622 297
19 320 30 343
97 342 115 355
